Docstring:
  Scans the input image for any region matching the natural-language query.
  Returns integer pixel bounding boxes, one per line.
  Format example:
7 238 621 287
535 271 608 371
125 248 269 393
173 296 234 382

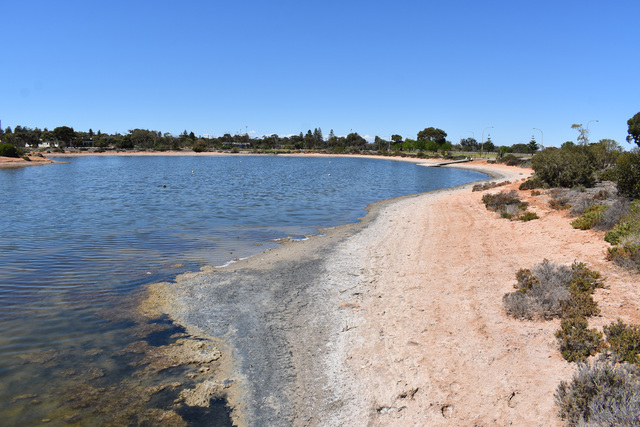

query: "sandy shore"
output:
141 159 639 426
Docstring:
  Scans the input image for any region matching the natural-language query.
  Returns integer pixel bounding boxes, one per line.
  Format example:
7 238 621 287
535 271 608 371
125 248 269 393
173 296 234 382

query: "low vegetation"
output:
605 200 640 272
555 360 640 426
503 260 602 323
0 142 22 157
482 190 538 221
571 204 607 230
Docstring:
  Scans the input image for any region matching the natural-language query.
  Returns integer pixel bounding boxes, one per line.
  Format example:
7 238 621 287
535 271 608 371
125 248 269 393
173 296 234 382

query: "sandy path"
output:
327 162 640 426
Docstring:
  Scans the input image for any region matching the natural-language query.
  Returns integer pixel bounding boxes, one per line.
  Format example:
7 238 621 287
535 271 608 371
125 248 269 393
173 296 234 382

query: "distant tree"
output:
417 127 447 146
391 134 403 144
189 131 196 141
53 126 75 147
313 127 323 144
590 139 621 169
511 143 529 153
562 141 575 149
571 123 590 145
527 137 539 153
483 137 495 153
460 137 478 151
627 112 640 147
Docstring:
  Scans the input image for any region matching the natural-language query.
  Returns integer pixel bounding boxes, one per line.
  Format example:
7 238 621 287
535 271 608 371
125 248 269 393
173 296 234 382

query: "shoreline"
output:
141 161 534 425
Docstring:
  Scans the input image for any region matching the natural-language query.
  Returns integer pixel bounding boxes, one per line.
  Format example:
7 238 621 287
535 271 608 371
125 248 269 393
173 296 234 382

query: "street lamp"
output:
481 126 493 158
533 127 543 150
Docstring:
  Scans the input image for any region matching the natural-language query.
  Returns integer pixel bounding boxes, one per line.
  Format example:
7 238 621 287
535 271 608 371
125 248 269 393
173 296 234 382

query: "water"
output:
0 155 488 425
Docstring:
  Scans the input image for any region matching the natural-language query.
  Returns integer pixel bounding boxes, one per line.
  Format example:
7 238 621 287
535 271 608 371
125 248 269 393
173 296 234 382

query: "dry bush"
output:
596 198 631 231
503 260 603 321
503 260 572 320
570 195 597 216
472 180 511 192
555 361 640 426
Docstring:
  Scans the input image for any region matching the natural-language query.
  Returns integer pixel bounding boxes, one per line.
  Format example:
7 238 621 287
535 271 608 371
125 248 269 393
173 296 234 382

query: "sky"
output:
1 0 638 148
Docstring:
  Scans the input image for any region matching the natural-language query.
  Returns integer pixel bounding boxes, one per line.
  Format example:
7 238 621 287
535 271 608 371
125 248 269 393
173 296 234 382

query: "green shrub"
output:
532 146 598 188
555 360 640 426
607 240 640 271
604 320 640 365
520 211 539 222
561 292 600 318
605 222 633 245
571 205 607 230
614 152 640 198
519 175 543 190
21 155 31 161
0 142 22 157
555 317 603 362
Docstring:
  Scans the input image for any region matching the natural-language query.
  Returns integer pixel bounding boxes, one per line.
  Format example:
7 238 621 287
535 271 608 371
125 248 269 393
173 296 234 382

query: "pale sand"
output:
143 159 640 426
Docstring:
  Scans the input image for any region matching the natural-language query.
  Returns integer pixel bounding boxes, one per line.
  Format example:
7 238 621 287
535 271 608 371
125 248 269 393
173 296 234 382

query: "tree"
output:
571 124 590 145
417 127 447 146
53 126 75 147
527 136 539 153
615 152 640 197
460 137 478 151
483 137 495 153
627 112 640 147
391 134 403 144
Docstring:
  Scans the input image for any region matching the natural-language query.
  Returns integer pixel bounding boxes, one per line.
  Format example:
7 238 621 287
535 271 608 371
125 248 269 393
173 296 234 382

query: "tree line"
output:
2 116 638 157
0 124 548 156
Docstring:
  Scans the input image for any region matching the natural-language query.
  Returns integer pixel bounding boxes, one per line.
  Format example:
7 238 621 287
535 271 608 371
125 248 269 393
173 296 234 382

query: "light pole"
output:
482 126 493 158
533 127 543 150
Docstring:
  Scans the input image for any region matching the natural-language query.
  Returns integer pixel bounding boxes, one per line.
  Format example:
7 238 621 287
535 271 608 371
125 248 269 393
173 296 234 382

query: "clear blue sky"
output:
2 0 638 147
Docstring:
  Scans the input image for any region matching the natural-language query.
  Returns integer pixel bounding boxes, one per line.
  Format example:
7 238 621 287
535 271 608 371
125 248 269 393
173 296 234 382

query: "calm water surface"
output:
0 155 488 425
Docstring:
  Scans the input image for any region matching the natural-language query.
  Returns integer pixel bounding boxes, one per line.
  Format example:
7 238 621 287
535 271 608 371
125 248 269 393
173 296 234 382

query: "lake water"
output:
0 155 488 425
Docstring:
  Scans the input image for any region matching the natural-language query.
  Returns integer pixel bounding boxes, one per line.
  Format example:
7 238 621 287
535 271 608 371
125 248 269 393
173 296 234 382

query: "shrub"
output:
520 211 539 222
615 152 640 198
532 145 598 188
571 205 607 230
482 190 521 212
21 155 31 161
561 292 600 318
555 317 603 362
597 198 631 231
570 196 597 216
519 175 543 190
503 260 571 320
499 154 524 166
0 142 22 157
503 261 602 321
604 320 640 365
607 237 640 271
605 222 633 245
472 180 511 192
555 360 640 426
549 189 571 210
